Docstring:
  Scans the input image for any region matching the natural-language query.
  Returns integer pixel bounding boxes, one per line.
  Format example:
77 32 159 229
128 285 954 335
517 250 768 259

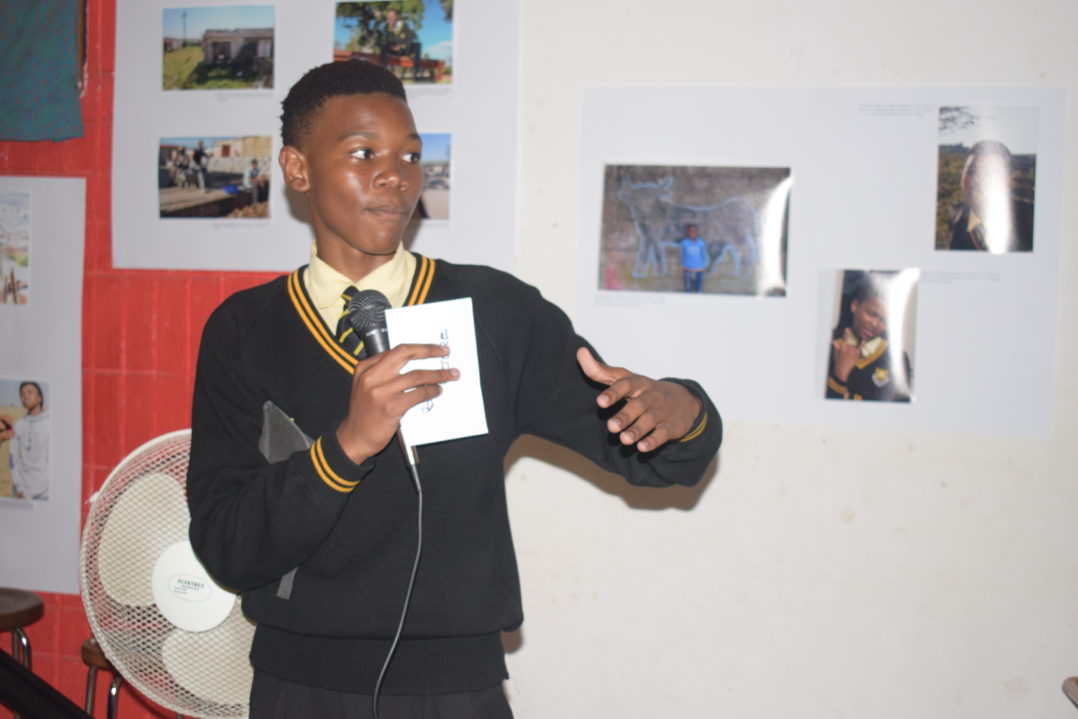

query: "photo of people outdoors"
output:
334 2 453 85
935 105 1037 253
0 379 51 501
598 164 791 296
416 132 450 220
162 5 275 90
158 136 272 219
825 269 918 403
0 191 30 306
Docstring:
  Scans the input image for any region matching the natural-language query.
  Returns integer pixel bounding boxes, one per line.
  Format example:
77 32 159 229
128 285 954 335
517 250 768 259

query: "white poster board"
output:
113 0 518 273
577 86 1064 437
0 176 85 593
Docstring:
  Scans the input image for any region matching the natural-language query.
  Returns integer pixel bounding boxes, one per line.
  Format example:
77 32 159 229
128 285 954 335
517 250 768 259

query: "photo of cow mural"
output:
599 164 791 296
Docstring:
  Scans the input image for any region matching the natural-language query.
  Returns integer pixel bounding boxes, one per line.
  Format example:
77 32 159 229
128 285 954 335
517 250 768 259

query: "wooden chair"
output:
81 638 122 719
0 588 44 669
81 637 186 719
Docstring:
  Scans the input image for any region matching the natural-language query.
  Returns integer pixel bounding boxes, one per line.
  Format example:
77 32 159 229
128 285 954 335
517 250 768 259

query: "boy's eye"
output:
350 148 373 160
403 151 421 164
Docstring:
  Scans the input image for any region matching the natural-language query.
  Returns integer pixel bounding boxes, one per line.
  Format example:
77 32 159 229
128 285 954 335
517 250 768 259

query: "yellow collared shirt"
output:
304 243 417 330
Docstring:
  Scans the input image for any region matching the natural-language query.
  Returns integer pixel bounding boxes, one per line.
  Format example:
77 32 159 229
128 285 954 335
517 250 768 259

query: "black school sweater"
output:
187 255 721 695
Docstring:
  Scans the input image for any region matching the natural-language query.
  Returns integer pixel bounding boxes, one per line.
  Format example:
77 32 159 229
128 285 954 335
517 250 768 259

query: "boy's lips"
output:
366 204 408 219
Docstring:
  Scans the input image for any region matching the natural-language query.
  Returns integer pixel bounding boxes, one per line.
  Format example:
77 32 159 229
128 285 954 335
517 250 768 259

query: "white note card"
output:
385 297 488 446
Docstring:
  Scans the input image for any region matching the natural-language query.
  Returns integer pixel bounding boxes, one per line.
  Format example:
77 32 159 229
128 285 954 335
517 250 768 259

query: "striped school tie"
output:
335 286 362 356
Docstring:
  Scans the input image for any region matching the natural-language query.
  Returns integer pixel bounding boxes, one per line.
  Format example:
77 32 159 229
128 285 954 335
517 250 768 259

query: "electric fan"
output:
79 429 254 719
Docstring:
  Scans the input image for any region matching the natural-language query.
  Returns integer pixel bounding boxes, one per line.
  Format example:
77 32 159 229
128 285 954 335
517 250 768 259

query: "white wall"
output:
505 1 1078 717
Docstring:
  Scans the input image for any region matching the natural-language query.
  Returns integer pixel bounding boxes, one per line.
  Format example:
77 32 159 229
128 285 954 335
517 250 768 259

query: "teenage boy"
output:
187 59 722 718
378 8 423 81
0 381 49 500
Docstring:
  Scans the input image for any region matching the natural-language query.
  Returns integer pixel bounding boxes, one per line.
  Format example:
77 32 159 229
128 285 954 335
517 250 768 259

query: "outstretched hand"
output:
576 347 702 452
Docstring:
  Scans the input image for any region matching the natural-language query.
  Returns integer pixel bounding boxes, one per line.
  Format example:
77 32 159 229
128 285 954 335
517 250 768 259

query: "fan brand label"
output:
168 574 211 602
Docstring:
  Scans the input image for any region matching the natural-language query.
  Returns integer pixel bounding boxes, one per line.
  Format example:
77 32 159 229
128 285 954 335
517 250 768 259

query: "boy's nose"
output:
373 161 406 189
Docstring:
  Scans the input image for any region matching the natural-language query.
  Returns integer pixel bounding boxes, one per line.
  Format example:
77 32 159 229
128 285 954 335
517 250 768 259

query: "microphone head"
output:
346 289 390 333
346 289 391 356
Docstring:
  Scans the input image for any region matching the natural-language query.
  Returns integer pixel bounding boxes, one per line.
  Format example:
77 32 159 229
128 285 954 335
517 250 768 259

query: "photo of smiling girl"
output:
825 269 918 403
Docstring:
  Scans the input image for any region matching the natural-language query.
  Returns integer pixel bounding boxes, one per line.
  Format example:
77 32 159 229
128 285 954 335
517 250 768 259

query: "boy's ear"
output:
279 145 310 192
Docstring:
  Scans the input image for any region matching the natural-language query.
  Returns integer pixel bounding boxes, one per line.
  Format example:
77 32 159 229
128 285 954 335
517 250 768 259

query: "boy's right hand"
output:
335 343 459 464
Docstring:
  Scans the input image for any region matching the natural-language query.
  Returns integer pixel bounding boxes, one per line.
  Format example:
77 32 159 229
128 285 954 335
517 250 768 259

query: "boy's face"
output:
20 384 42 413
281 92 423 275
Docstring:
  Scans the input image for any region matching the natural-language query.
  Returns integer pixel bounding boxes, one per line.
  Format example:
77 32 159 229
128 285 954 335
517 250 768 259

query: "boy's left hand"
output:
577 347 702 452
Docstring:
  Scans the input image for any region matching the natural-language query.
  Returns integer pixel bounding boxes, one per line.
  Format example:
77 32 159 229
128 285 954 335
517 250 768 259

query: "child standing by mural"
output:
677 224 709 292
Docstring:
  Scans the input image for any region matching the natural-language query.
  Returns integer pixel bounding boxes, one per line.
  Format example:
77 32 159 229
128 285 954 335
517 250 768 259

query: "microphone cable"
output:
372 456 423 719
344 289 426 718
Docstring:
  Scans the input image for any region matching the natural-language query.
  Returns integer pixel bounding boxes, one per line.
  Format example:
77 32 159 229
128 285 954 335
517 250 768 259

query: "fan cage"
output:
80 429 253 719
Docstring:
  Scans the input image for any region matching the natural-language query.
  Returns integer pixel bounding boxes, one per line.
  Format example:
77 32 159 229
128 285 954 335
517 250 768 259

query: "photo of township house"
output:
162 6 275 90
201 27 273 68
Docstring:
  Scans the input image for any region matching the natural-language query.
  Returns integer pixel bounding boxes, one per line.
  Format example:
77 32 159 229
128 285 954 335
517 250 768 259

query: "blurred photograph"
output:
0 378 51 501
334 2 454 85
0 191 30 305
416 132 450 220
935 105 1037 253
158 136 272 219
825 269 917 403
162 5 275 90
599 164 791 296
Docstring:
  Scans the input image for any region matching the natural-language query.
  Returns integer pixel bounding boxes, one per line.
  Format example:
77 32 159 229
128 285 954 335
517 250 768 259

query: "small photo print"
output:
935 105 1037 253
824 269 918 403
0 379 50 501
599 165 791 296
162 5 275 91
416 133 450 221
158 136 272 219
0 191 30 306
334 2 453 85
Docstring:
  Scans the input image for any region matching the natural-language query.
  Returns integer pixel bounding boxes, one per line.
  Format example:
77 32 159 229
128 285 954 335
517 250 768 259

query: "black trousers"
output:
250 671 514 719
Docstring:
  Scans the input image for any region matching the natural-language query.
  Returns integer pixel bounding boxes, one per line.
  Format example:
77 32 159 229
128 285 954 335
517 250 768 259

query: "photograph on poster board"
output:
935 105 1037 253
415 132 450 220
334 2 453 85
158 135 272 218
0 378 51 502
0 191 30 306
598 164 790 296
162 5 275 90
825 269 917 404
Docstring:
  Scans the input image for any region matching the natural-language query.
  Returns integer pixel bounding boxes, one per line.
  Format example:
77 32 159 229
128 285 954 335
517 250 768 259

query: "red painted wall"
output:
0 1 277 715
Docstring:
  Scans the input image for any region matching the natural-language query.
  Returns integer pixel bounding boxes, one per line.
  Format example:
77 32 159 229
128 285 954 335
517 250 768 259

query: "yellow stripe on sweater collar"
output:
287 255 436 374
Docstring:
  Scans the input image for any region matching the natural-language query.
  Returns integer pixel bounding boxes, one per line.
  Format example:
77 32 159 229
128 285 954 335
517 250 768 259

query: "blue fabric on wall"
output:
0 0 84 141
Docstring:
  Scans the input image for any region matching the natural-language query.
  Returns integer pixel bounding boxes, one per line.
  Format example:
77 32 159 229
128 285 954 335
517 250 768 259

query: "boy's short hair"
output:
280 60 407 148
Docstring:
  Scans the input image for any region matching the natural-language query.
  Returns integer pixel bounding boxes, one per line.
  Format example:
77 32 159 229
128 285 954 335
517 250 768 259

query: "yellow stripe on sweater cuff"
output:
678 412 707 443
310 436 360 492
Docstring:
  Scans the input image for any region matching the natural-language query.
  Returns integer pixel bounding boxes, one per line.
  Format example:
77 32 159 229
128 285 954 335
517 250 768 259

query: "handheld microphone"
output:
346 289 391 357
346 289 419 468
